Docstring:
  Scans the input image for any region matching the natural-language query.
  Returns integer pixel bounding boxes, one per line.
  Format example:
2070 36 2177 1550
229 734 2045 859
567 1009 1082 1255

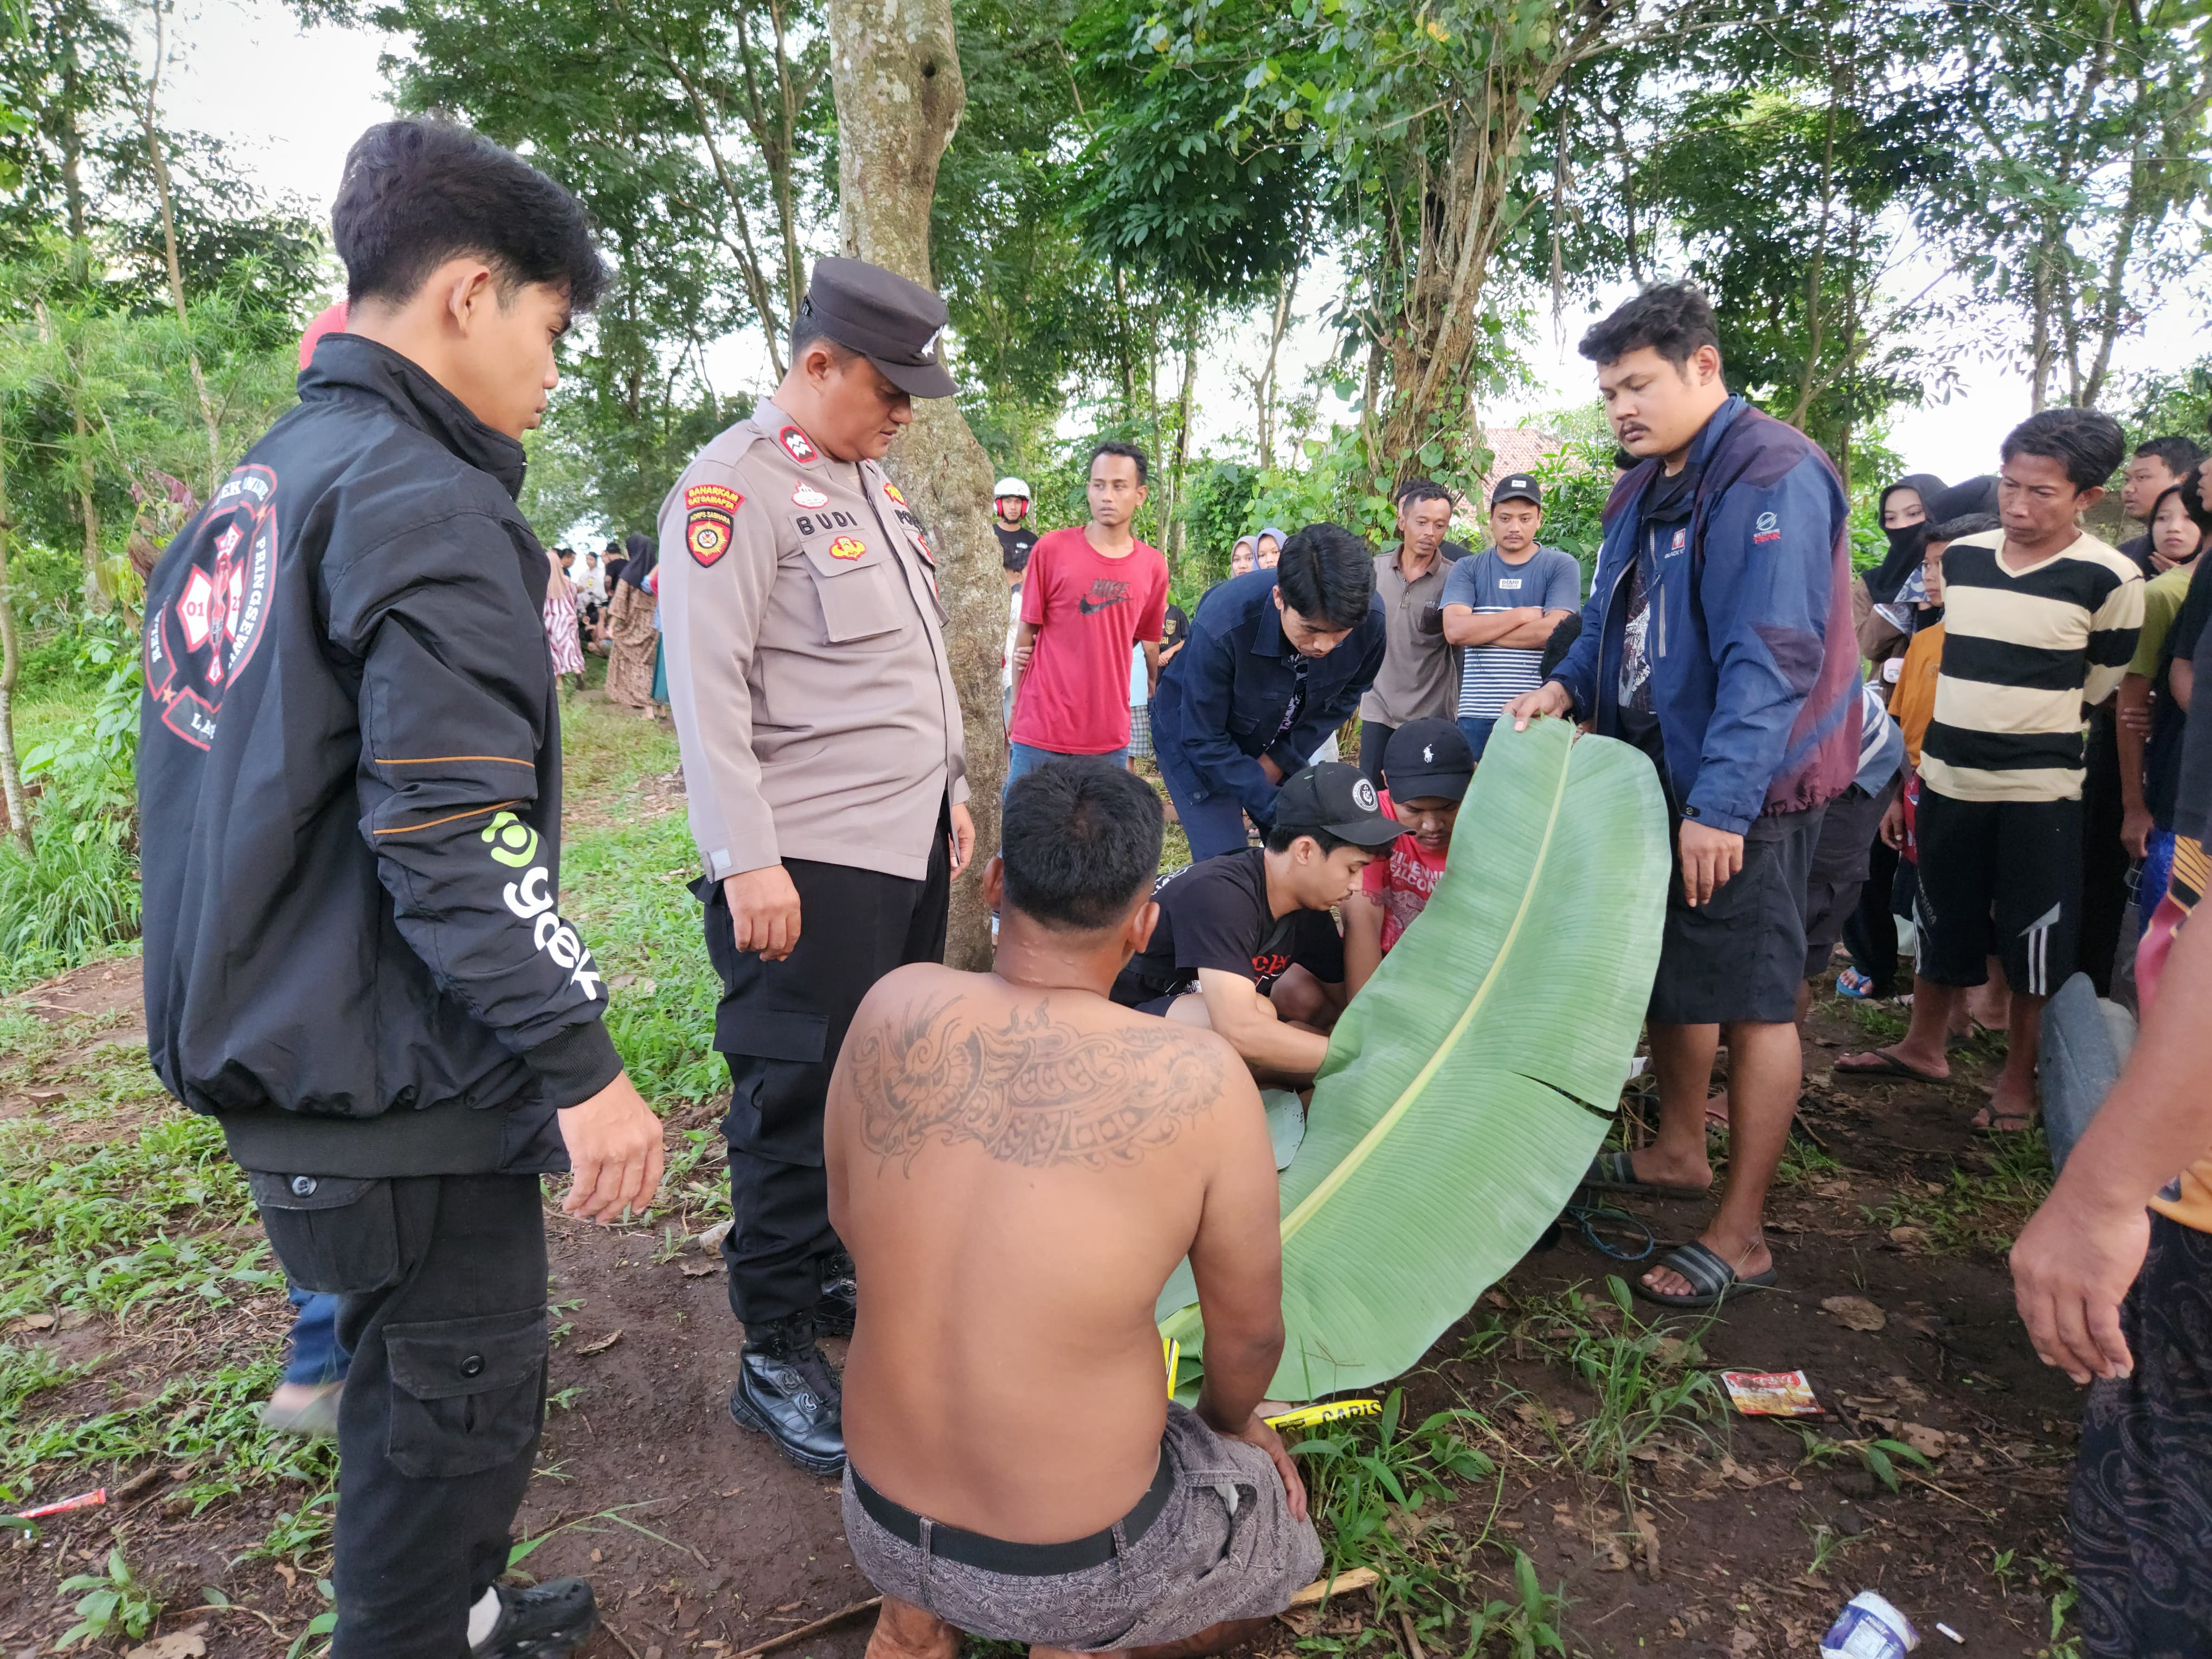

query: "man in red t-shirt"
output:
1006 441 1169 786
1345 718 1474 993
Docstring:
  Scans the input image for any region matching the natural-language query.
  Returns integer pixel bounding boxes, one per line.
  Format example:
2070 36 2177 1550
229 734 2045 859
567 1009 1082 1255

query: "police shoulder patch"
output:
778 425 819 465
684 482 743 567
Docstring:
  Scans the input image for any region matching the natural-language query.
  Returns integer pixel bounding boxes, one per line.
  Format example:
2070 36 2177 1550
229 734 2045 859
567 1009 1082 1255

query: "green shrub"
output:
0 830 141 982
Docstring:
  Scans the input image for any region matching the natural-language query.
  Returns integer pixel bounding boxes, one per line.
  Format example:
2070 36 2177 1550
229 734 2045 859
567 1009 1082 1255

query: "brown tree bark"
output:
826 0 1002 972
0 411 34 857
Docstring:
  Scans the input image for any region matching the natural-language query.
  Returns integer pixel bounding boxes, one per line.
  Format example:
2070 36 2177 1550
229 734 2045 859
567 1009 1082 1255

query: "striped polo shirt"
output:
1920 529 2143 802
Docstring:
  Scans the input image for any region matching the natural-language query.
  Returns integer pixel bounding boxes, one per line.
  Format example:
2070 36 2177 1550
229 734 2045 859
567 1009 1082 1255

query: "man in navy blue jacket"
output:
1152 525 1387 860
1506 285 1859 1311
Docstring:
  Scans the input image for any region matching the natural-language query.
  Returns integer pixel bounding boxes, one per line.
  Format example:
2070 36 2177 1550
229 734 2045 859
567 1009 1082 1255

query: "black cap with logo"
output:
1382 718 1475 803
1271 762 1406 848
798 256 957 398
1490 474 1542 508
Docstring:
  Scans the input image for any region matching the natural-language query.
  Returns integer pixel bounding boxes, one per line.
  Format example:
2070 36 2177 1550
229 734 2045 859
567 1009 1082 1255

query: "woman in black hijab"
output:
1864 472 1947 605
605 530 661 712
1854 472 1947 679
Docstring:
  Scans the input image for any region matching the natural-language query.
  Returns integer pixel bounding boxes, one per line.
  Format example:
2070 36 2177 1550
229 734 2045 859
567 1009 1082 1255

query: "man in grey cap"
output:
658 255 974 1474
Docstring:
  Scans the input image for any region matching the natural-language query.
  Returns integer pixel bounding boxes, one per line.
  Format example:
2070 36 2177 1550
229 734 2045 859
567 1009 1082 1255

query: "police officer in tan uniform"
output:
659 258 974 1472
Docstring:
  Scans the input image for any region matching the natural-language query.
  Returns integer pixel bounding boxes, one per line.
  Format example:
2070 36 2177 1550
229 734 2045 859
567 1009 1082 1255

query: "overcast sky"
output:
169 0 2208 492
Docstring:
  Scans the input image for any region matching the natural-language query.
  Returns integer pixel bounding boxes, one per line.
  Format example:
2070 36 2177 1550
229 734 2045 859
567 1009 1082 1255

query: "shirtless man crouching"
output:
827 756 1322 1659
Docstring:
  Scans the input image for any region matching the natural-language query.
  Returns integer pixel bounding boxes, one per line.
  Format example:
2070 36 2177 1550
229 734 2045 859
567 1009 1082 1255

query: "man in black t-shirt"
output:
1111 763 1401 1083
993 475 1038 590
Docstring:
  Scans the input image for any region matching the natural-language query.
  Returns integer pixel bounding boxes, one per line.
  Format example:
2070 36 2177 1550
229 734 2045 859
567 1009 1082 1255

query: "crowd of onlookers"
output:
988 281 2212 1651
166 115 2212 1657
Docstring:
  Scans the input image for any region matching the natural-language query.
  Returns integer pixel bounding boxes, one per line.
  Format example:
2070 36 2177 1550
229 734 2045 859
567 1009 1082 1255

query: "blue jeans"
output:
1005 742 1129 793
1458 715 1498 760
284 1283 352 1387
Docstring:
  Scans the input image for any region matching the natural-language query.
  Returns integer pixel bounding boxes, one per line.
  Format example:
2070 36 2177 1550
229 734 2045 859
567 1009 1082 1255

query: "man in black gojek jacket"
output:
137 121 665 1659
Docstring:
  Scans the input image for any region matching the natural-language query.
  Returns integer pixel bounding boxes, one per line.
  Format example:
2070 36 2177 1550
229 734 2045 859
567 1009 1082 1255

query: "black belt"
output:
851 1451 1174 1576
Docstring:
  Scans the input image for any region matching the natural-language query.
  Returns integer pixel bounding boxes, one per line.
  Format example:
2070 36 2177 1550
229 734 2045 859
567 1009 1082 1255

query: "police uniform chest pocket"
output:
799 543 909 650
383 1307 548 1478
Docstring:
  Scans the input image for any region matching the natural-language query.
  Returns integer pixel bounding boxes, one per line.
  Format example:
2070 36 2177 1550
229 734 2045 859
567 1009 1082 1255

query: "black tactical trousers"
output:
698 802 951 1330
253 1171 549 1659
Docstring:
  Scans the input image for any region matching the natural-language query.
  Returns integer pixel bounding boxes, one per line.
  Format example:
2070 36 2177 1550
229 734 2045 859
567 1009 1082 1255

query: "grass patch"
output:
0 1113 276 1320
1864 1127 2055 1255
0 831 140 980
560 691 681 808
561 810 723 1105
1847 1000 1909 1044
1462 1277 1725 1497
1290 1390 1572 1659
7 1354 336 1515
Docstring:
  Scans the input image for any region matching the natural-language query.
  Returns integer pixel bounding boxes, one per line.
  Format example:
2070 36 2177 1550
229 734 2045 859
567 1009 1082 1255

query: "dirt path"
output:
0 959 2080 1657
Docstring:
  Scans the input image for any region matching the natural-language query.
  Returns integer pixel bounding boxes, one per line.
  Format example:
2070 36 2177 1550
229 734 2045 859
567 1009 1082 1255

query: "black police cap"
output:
799 256 956 398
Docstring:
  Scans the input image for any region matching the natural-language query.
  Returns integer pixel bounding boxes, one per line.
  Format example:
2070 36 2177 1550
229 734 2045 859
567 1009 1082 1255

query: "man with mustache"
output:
1504 282 1859 1311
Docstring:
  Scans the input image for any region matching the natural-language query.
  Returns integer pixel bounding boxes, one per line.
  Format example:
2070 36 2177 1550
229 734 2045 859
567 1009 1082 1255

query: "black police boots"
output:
729 1313 845 1474
815 1249 857 1339
469 1577 599 1658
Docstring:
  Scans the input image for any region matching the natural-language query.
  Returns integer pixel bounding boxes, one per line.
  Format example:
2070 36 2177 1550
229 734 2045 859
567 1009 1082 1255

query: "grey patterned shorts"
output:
843 1404 1322 1652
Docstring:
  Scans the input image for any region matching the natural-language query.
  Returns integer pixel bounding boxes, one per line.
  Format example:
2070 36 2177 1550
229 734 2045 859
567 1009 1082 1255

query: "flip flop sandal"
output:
1835 968 1877 1000
1631 1240 1779 1310
1834 1050 1948 1083
1580 1149 1708 1201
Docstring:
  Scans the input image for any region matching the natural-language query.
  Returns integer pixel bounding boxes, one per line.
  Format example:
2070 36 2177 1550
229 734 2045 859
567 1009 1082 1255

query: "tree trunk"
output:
827 0 1001 972
140 0 223 494
0 413 34 857
1163 325 1198 567
1254 268 1296 470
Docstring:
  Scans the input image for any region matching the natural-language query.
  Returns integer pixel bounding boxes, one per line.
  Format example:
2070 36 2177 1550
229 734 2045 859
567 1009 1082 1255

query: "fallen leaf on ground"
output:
1895 1422 1950 1458
11 1313 54 1331
680 1261 721 1277
578 1330 623 1355
697 1218 734 1251
1634 1509 1662 1579
1716 1454 1761 1488
1822 1294 1887 1332
125 1628 207 1659
1887 1225 1929 1249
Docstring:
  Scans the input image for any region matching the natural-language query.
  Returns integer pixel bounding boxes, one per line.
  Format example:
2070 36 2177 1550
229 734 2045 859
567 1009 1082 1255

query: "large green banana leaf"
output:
1158 716 1670 1399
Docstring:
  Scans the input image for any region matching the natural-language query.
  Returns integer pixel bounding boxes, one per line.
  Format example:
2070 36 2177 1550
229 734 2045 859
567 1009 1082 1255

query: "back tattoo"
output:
850 996 1224 1171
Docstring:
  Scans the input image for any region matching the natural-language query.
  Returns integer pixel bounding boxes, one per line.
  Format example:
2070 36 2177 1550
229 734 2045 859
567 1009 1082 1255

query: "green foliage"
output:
1526 436 1617 586
1159 718 1670 1397
1176 458 1262 593
1937 0 2212 411
1067 0 1320 300
1791 1425 1932 1493
0 1111 273 1321
9 1352 337 1515
2127 357 2212 448
554 702 723 1104
325 0 831 540
0 828 138 982
0 1341 81 1422
1297 1388 1496 1572
19 612 140 840
57 1547 163 1647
